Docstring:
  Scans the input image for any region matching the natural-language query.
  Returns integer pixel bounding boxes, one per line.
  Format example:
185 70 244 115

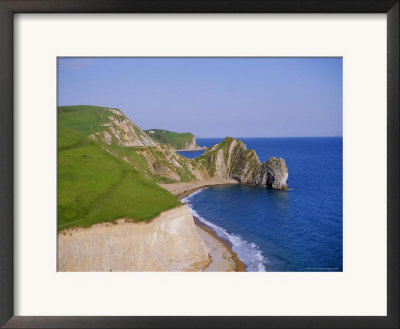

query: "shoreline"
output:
193 217 246 272
159 179 238 200
178 185 217 200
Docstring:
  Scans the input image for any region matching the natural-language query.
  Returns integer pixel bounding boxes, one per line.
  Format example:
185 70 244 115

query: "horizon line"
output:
56 105 342 139
195 136 343 139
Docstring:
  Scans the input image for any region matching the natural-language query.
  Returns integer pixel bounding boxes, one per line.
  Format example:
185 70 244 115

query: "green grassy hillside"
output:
58 105 113 136
58 107 180 231
145 129 195 149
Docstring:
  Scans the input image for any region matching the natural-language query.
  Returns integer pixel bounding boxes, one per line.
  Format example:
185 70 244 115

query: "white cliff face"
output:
58 205 210 272
182 136 196 150
89 108 157 147
180 135 205 151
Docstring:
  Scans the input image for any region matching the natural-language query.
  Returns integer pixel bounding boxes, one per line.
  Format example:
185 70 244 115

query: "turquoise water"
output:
181 137 343 272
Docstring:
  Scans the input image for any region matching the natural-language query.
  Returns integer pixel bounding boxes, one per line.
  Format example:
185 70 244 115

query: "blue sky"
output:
58 57 342 137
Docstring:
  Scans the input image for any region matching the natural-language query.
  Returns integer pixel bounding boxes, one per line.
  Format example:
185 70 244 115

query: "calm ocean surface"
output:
179 137 343 272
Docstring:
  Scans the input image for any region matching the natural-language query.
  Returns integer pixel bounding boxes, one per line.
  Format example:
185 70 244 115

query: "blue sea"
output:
179 137 343 272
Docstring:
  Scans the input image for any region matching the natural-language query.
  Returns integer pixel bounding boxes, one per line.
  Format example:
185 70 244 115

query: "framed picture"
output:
1 0 398 328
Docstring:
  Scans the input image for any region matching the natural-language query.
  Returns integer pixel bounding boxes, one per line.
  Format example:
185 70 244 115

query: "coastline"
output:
175 147 206 152
160 179 246 271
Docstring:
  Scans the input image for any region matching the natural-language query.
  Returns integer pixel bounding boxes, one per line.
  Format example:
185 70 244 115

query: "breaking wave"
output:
182 189 266 272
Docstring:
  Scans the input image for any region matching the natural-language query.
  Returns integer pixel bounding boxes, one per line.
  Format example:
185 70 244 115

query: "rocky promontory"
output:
193 137 288 190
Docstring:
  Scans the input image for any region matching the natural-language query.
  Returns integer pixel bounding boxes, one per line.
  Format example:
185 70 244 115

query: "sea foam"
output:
182 189 266 272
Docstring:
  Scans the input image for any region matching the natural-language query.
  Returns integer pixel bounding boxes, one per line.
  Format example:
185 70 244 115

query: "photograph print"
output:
57 57 342 272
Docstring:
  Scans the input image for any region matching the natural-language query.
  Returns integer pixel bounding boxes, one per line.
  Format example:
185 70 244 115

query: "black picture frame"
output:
0 1 398 328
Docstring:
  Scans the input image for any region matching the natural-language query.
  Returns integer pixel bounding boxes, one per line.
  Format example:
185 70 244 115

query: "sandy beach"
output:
194 218 245 272
158 178 238 199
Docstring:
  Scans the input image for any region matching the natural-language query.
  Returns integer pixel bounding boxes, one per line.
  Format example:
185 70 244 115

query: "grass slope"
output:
145 129 194 149
58 107 180 231
58 105 112 136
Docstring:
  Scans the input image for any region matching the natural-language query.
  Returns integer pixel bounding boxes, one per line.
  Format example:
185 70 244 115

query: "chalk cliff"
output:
179 134 206 151
58 205 210 272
